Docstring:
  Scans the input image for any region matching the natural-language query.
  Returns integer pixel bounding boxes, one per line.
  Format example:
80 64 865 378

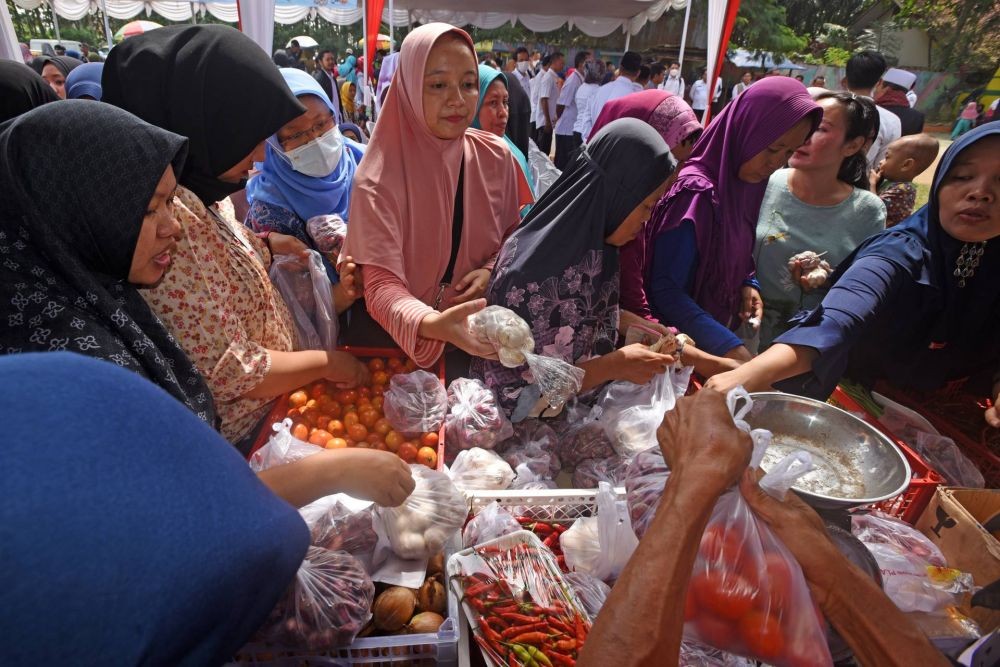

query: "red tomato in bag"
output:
738 610 785 659
690 570 756 620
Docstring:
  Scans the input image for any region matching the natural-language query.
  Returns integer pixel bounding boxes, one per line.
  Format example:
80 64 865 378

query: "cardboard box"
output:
916 487 1000 632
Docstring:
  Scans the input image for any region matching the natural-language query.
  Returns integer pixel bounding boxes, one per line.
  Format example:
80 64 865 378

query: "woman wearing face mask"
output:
341 23 533 375
471 119 678 416
753 92 884 348
640 78 822 361
707 122 1000 431
103 26 371 450
245 68 364 282
660 63 685 98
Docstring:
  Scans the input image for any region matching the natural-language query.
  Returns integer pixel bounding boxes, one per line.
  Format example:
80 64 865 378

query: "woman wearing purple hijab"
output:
637 77 822 360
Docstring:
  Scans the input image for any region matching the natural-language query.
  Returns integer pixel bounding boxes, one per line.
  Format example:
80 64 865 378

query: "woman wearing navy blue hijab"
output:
707 122 1000 427
0 352 308 666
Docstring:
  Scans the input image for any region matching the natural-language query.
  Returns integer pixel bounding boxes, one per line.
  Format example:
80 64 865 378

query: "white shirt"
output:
536 68 561 129
713 78 723 102
690 79 708 109
661 74 685 98
511 68 532 96
588 76 643 128
530 67 547 127
732 82 749 99
573 82 601 137
867 105 902 168
906 90 918 108
555 70 583 136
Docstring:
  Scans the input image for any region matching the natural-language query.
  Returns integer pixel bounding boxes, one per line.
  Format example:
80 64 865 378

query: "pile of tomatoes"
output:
285 356 441 469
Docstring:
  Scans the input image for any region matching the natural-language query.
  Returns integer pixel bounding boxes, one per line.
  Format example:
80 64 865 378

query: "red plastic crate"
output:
830 387 944 524
247 346 447 469
873 384 1000 488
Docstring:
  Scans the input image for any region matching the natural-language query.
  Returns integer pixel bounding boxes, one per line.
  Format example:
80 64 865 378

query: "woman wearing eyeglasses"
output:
103 26 373 452
245 68 365 282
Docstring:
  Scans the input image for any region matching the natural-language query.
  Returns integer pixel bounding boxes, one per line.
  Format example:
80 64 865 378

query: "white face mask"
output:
516 61 530 73
669 69 679 78
283 126 344 177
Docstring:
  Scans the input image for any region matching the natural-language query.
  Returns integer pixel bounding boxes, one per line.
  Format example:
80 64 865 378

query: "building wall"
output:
888 28 930 69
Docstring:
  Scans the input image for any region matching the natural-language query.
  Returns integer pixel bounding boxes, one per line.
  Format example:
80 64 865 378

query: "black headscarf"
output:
473 118 676 410
0 60 59 123
102 25 306 205
30 55 83 78
0 101 216 425
505 72 531 156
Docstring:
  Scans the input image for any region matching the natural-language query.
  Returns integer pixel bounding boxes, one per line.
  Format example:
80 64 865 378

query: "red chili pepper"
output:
510 631 556 645
554 523 568 533
480 619 504 645
574 614 586 643
465 580 496 598
556 555 567 571
547 618 572 634
468 596 488 614
546 650 576 666
501 612 539 625
501 621 550 639
543 532 560 548
531 522 555 536
554 639 577 652
492 604 519 615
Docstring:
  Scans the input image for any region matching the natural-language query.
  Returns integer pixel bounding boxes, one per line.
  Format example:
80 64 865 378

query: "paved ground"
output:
913 132 954 186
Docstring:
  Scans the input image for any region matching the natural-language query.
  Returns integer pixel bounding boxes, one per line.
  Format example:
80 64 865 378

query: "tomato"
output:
690 570 756 620
416 446 438 468
342 403 357 415
371 395 385 409
757 552 795 610
288 390 308 408
343 412 359 428
699 525 742 566
684 589 698 621
291 423 309 441
305 399 318 410
404 358 417 372
368 358 385 372
310 382 326 399
335 389 358 405
314 414 332 430
358 386 372 399
371 385 385 398
348 423 369 441
694 614 737 652
384 430 403 452
316 394 334 410
738 610 784 659
327 419 346 437
366 432 383 446
420 432 439 448
356 396 371 408
308 429 333 446
326 437 348 449
359 409 379 428
375 442 389 451
398 442 418 463
373 418 392 436
387 357 403 371
372 370 389 386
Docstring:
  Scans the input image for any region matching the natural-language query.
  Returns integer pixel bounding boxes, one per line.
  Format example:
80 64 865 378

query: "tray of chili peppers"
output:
446 530 592 667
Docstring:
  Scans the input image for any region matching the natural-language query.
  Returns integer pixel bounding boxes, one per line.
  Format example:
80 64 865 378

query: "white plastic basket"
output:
465 487 626 523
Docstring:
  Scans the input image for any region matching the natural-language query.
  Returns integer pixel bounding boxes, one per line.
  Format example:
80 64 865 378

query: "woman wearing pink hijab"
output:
341 23 533 370
588 89 703 162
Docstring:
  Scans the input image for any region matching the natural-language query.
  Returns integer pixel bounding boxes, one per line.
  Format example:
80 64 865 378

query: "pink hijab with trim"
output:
588 89 701 150
342 23 531 306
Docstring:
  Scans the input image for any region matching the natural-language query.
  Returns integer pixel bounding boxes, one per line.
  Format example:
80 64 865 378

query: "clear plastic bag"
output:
851 511 974 613
594 364 694 457
499 419 561 478
382 370 448 435
572 455 628 489
682 389 833 666
445 378 514 451
448 447 516 491
680 641 755 667
563 571 611 621
299 498 378 569
269 250 339 352
306 214 347 257
375 464 467 560
510 463 559 490
623 448 671 538
257 547 375 650
556 407 615 469
250 419 324 473
560 482 638 583
528 138 561 199
468 305 585 409
452 531 591 667
462 501 521 548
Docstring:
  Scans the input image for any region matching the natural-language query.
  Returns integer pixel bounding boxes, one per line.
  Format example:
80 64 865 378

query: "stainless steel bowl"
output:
745 392 911 510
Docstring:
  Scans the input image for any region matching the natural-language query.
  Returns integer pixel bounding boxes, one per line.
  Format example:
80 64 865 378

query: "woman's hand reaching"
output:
418 298 499 359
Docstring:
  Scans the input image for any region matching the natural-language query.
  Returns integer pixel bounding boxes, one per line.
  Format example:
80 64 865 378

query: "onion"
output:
407 611 445 634
417 574 447 615
426 551 445 577
373 586 417 632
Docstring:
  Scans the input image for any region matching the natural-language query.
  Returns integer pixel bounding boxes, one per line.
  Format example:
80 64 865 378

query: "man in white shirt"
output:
530 55 550 146
588 51 644 128
690 71 709 121
554 51 590 169
731 71 752 100
574 59 606 141
511 46 533 96
906 87 918 108
537 52 564 157
660 62 685 97
843 50 901 168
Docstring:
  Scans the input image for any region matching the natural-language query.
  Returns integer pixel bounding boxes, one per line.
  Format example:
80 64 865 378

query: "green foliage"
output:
731 0 808 61
780 0 867 43
894 0 1000 71
803 46 851 66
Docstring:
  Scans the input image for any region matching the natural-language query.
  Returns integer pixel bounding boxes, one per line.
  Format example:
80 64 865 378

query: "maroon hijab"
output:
644 77 821 326
587 89 701 151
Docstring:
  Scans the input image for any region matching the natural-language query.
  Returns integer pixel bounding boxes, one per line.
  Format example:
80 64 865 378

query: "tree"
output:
731 0 807 62
895 0 1000 72
780 0 867 44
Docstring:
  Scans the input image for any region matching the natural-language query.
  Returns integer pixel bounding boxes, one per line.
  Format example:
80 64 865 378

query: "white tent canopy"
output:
10 0 687 38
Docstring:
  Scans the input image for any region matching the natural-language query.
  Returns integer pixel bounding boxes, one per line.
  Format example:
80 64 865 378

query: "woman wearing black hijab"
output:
505 72 532 157
0 100 215 424
0 60 59 123
30 54 82 99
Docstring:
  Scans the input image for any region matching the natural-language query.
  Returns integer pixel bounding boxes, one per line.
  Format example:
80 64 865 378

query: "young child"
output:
871 133 940 227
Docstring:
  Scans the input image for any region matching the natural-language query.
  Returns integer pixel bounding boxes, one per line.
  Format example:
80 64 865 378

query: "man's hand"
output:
657 390 752 495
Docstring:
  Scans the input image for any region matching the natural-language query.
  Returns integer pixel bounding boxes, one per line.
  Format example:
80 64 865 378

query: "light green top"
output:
754 169 887 348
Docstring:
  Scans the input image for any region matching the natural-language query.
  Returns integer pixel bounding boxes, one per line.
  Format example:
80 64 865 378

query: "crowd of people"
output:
1 20 997 665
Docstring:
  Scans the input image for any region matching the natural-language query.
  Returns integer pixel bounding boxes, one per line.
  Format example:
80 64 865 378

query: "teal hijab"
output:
473 64 534 212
